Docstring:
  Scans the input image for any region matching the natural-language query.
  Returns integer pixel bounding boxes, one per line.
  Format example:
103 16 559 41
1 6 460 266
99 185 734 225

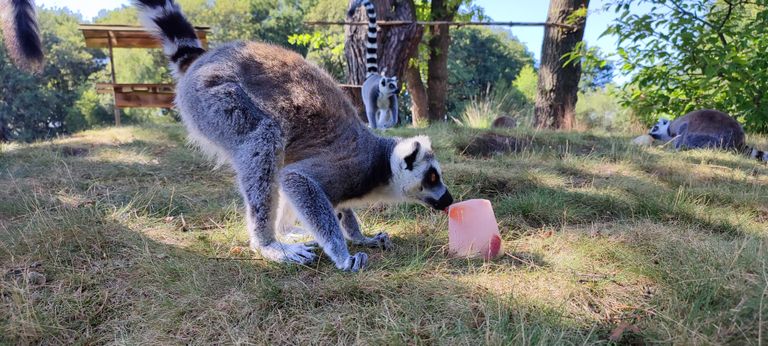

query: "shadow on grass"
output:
0 202 625 345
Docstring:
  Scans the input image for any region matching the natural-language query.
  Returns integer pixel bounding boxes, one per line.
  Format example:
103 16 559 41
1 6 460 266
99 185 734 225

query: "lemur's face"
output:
649 118 671 140
391 136 453 211
378 76 399 95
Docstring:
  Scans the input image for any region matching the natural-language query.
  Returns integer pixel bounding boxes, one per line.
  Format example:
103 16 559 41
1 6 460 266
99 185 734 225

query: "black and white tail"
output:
132 0 205 77
744 145 768 162
1 0 43 71
348 0 378 76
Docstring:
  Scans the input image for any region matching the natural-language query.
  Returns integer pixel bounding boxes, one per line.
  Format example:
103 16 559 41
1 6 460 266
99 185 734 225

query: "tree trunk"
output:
345 0 422 85
404 63 428 126
426 0 459 123
534 0 589 130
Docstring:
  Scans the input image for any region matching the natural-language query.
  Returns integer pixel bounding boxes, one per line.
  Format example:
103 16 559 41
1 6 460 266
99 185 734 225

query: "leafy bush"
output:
606 0 768 132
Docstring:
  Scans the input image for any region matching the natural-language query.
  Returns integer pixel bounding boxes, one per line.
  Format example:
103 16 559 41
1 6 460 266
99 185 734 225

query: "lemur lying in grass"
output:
648 109 766 161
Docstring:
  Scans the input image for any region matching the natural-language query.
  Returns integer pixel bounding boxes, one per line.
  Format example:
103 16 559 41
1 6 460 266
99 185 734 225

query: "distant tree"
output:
404 0 482 125
289 0 349 81
534 0 590 130
447 27 533 114
606 0 768 132
0 9 107 142
573 45 614 92
514 65 539 102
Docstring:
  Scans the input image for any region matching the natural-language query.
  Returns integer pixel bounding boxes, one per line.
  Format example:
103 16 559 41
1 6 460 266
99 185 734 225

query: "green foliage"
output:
575 85 638 132
447 27 533 114
0 8 108 142
513 65 538 102
606 0 768 132
288 0 348 81
564 43 615 92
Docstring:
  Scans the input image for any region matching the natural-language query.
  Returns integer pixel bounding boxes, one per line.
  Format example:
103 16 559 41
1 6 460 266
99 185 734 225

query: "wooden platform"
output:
80 24 210 49
96 83 175 108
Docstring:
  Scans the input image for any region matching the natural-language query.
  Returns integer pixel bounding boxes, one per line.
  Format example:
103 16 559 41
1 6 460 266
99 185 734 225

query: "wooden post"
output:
107 31 121 126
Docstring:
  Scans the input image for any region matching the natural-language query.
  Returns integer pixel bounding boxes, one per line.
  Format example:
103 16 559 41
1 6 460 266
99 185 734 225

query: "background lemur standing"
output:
348 0 399 129
649 109 767 161
132 0 453 272
1 0 44 71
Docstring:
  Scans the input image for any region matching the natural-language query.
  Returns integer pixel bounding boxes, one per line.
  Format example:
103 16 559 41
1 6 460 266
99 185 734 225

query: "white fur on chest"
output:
337 186 401 209
376 94 391 109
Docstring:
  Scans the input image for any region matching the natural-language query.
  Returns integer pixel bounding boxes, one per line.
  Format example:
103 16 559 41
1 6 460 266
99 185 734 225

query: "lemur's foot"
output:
255 241 318 265
354 232 393 250
337 252 368 272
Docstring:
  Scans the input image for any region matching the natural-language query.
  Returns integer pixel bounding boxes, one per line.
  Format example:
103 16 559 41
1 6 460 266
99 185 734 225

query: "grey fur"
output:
649 109 767 161
338 208 393 249
134 0 453 271
348 0 399 129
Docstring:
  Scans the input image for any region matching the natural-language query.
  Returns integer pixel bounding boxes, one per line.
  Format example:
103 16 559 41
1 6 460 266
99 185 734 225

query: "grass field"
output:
1 124 767 344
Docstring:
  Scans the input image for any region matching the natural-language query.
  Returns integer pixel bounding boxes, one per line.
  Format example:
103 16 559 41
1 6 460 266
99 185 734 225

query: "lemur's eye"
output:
429 172 437 184
389 84 396 89
653 126 658 131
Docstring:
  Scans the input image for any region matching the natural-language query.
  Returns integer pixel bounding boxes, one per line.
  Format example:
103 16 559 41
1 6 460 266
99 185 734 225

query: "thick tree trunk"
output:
534 0 589 130
404 64 429 126
345 0 422 85
426 0 459 123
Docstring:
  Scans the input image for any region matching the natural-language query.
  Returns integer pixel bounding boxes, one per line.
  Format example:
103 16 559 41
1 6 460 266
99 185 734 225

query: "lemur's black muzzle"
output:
426 190 453 211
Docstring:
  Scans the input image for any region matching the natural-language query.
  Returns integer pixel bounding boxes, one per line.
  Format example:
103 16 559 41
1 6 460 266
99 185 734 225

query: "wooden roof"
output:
79 24 210 49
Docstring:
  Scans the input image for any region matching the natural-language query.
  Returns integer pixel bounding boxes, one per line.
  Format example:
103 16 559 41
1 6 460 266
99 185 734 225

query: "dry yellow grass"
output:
1 124 767 344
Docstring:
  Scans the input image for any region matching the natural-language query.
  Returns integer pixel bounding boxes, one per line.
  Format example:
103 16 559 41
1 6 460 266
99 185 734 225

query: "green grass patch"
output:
1 124 766 344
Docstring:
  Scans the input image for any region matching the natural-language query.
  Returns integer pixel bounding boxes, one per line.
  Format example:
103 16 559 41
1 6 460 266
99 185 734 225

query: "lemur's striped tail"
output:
744 145 768 162
132 0 205 76
1 0 43 71
348 0 378 76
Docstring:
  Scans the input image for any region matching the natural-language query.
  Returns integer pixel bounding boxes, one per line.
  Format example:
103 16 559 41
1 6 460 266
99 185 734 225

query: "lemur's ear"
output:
404 141 421 170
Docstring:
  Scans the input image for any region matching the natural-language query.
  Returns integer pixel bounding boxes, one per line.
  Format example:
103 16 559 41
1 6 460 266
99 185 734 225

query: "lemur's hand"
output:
336 252 368 272
353 232 393 250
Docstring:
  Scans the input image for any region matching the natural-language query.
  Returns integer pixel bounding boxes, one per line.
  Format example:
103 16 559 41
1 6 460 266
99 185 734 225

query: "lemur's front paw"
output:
374 232 393 250
256 241 318 265
337 252 368 272
355 232 393 250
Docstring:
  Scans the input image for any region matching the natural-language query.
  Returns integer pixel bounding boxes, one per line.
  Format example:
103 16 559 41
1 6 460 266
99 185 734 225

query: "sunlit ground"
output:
1 124 766 344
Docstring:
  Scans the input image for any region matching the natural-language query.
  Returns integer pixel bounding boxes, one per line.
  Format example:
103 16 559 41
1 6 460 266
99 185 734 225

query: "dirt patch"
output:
459 133 527 157
58 146 90 157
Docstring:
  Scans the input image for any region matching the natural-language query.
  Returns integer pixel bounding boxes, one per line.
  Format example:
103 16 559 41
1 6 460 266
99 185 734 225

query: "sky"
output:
37 0 635 61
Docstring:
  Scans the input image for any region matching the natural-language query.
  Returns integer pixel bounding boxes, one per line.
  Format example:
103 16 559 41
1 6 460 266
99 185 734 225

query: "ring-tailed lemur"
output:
649 109 767 161
348 0 399 129
1 0 43 71
133 0 453 272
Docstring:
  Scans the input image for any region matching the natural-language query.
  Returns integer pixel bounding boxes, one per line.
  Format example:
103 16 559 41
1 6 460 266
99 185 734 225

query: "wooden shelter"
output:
79 24 210 125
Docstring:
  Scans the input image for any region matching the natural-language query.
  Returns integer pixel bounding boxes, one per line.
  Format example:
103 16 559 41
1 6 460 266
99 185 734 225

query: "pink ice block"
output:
447 199 503 259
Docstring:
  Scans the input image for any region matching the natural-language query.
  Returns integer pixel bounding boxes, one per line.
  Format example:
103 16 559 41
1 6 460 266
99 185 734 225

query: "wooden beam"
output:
305 20 577 30
107 31 121 126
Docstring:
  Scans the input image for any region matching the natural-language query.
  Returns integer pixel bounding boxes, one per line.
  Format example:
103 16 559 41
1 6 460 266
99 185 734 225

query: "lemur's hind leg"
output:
202 83 317 264
673 124 689 150
235 130 317 264
280 167 369 272
338 208 392 250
